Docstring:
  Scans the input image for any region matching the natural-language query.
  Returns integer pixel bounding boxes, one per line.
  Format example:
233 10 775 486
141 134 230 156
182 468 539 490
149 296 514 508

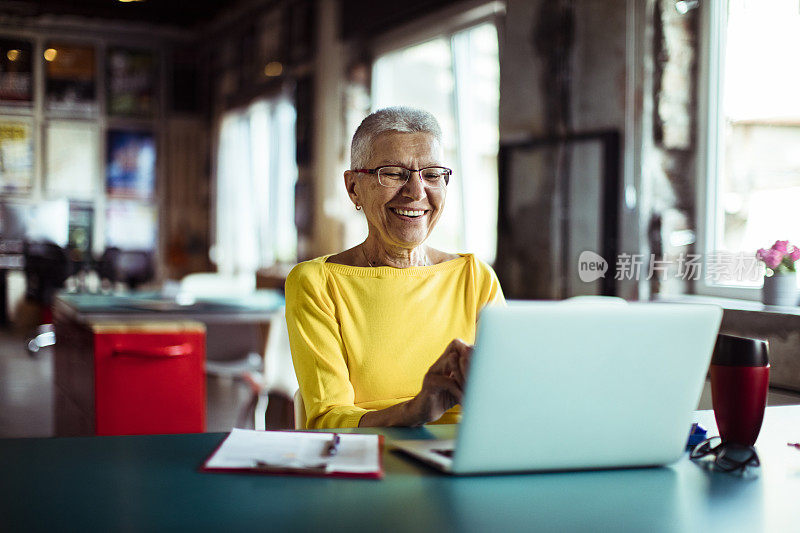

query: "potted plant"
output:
756 240 800 306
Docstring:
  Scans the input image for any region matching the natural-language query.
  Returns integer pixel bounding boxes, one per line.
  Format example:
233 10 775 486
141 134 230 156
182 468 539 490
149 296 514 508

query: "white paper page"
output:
205 429 380 474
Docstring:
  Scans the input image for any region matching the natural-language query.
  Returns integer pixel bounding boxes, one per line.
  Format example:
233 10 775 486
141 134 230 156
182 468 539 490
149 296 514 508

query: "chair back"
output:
98 248 154 290
179 272 254 297
263 306 298 395
293 389 306 430
24 241 70 305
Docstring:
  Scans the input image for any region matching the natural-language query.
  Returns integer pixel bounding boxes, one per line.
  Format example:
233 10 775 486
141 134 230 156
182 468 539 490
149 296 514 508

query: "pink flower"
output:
791 247 800 262
764 249 784 269
756 248 770 262
772 240 790 253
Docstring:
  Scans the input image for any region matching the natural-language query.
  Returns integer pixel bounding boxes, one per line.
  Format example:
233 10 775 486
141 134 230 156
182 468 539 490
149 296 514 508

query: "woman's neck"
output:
361 240 430 268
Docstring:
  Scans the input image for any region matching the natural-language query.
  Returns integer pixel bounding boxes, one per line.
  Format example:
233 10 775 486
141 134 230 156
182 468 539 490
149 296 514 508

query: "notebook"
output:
393 301 722 475
203 428 384 479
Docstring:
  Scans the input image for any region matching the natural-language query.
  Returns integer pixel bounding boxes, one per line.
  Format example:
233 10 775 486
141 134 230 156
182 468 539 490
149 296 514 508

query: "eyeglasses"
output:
690 436 760 473
352 165 452 189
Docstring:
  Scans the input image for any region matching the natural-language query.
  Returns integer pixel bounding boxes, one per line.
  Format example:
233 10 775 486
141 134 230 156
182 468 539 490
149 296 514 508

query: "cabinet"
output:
54 319 206 436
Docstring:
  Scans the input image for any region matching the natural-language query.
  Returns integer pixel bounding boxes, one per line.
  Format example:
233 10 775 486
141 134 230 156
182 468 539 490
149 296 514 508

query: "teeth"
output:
392 208 425 217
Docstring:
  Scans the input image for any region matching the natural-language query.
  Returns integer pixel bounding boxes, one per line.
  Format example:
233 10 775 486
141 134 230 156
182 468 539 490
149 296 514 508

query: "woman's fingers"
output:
424 374 463 405
431 339 473 373
416 344 473 422
457 345 472 380
429 339 473 390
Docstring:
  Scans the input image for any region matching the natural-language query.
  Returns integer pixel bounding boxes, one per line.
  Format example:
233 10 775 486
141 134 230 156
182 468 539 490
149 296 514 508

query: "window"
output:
699 0 800 297
371 21 500 264
213 98 297 275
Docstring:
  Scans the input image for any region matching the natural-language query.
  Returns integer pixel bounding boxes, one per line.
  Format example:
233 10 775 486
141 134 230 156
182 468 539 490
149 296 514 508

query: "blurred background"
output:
1 0 799 437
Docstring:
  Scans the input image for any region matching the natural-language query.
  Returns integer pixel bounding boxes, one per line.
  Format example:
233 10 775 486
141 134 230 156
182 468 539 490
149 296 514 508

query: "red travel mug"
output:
709 334 770 447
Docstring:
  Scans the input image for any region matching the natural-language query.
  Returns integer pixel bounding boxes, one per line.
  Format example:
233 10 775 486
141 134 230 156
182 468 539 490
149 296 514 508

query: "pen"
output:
324 433 340 457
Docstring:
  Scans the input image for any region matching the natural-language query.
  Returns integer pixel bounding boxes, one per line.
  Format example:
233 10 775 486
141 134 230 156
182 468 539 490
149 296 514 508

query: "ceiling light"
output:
6 49 20 62
264 62 283 77
43 48 57 62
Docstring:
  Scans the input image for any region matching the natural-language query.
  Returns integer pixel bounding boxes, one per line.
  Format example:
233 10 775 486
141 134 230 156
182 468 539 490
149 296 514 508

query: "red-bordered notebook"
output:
202 428 384 479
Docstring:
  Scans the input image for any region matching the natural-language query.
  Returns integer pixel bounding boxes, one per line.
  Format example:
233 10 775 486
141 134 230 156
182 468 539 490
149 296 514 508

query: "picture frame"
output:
0 118 33 194
44 120 99 199
0 39 34 105
497 130 621 298
105 129 156 200
105 199 157 251
107 47 157 117
45 42 97 114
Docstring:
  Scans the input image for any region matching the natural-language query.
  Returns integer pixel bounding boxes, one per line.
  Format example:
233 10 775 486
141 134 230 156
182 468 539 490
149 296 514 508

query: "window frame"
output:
695 0 763 301
368 1 504 60
367 1 504 262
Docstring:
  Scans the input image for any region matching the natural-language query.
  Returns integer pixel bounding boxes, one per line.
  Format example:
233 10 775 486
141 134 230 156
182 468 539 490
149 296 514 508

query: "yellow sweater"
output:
285 253 504 429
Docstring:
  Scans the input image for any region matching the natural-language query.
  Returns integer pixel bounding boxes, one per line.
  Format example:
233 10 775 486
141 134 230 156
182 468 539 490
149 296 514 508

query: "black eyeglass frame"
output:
690 436 760 473
352 165 452 188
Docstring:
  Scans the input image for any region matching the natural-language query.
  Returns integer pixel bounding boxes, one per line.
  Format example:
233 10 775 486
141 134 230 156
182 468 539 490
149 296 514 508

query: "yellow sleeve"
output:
285 261 368 429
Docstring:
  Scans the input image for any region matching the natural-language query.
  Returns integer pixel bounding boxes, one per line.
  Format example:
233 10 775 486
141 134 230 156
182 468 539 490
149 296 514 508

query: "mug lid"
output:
712 334 769 367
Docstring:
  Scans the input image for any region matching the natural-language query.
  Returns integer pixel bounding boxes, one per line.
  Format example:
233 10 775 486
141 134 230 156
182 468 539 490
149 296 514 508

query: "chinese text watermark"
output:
578 251 765 282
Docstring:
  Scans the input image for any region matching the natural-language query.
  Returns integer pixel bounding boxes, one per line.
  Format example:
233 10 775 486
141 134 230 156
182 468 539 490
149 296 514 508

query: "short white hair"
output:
350 106 442 169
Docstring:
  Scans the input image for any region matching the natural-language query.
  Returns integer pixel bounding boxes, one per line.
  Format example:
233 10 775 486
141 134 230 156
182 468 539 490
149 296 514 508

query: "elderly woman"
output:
286 106 504 429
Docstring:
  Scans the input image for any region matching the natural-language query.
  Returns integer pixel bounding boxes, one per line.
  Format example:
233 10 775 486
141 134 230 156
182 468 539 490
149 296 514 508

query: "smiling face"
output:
345 131 446 253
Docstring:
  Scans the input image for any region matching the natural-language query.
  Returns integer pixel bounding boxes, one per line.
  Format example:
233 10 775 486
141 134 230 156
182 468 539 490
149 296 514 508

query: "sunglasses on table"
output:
690 436 760 474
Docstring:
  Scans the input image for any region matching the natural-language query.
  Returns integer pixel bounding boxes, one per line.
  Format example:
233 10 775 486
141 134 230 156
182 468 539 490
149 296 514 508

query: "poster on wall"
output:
107 48 157 117
0 39 33 105
26 199 69 247
45 42 97 114
0 202 28 256
106 129 156 199
0 119 33 194
45 120 99 199
105 199 157 251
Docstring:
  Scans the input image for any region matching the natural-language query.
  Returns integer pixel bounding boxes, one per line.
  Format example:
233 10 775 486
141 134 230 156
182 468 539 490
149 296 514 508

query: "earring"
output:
355 205 362 211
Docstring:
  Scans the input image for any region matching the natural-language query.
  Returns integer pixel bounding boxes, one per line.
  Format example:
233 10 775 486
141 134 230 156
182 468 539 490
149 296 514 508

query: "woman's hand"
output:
407 338 473 425
357 338 473 428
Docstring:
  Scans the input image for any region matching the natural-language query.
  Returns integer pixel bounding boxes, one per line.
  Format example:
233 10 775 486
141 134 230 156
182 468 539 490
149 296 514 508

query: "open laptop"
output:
394 300 722 475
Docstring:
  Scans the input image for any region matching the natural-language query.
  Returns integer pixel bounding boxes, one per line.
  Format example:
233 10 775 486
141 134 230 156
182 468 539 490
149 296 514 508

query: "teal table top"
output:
2 407 799 532
55 290 285 323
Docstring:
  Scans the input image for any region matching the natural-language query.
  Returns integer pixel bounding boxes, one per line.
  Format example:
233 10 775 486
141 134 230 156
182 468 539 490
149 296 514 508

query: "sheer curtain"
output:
213 98 297 279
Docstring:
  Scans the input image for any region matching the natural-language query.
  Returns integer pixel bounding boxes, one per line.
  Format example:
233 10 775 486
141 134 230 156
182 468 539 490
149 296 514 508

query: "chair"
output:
240 306 299 430
97 248 155 291
24 241 70 354
294 389 306 430
178 272 262 377
179 272 254 297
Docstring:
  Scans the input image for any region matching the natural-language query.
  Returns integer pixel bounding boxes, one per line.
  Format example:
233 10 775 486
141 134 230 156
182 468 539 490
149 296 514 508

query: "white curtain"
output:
213 98 297 277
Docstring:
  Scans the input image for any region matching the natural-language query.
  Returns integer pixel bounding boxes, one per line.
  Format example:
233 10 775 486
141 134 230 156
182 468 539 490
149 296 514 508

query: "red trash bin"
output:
55 320 206 436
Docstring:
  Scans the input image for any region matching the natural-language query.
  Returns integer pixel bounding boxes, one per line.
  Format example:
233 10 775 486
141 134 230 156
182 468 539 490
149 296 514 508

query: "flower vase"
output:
762 273 798 307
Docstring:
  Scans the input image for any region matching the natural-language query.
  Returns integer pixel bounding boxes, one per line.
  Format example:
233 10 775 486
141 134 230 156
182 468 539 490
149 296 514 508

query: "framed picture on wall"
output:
497 131 621 299
107 47 157 117
45 42 97 114
106 129 156 199
0 118 33 194
0 201 28 256
0 39 33 105
45 120 99 199
105 199 157 251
